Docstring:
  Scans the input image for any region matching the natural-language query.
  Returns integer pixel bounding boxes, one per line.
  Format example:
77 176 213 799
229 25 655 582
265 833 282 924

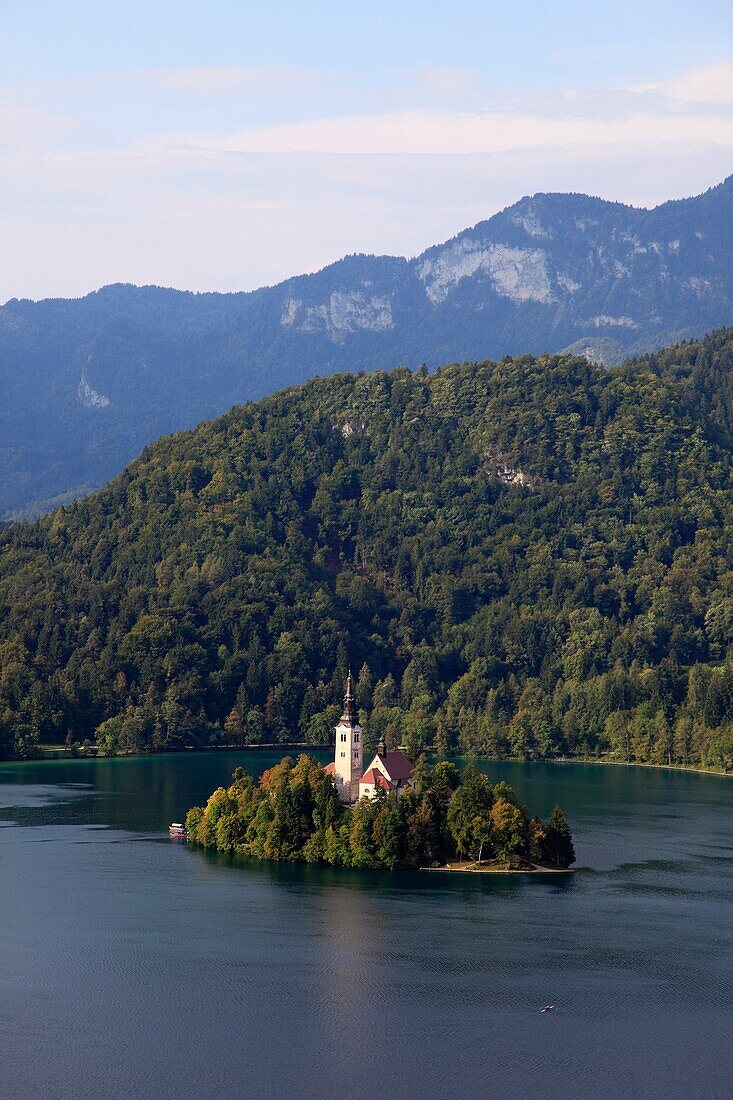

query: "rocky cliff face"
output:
2 176 733 516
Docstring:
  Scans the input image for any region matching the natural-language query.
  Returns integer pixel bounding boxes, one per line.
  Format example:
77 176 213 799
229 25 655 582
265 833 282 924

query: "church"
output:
324 673 415 804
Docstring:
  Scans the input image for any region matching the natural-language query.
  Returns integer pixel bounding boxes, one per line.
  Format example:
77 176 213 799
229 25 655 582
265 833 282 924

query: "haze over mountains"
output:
2 174 733 518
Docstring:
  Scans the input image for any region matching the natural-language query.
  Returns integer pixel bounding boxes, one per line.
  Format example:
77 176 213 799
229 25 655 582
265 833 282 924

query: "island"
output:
186 678 575 873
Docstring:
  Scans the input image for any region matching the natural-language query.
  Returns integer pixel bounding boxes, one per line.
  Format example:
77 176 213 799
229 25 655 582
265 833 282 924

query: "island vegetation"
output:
1 332 733 773
185 754 575 872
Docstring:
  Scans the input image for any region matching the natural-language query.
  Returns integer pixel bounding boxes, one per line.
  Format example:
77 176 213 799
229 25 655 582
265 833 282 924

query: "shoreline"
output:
536 755 732 779
11 742 321 766
420 862 574 875
4 744 731 779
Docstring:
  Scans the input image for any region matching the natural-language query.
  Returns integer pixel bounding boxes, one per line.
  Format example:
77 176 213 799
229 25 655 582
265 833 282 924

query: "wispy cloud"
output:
2 60 732 301
198 104 733 156
0 97 76 150
649 62 733 105
158 64 337 97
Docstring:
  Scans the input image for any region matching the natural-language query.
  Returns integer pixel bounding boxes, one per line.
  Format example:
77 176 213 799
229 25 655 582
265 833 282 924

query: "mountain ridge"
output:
10 172 731 308
2 174 733 517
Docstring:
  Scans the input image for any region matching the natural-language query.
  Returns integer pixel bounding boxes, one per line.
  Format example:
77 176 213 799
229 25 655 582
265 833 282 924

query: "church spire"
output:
333 669 363 802
341 670 356 721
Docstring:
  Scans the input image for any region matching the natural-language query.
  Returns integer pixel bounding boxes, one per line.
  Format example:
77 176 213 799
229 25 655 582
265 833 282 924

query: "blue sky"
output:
2 1 733 299
4 1 730 86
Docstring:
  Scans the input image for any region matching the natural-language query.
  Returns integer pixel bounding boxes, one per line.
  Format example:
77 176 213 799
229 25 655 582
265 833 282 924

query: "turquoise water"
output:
0 752 731 1099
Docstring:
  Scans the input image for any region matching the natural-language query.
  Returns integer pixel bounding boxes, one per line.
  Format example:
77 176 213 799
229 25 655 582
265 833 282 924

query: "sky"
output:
2 0 733 301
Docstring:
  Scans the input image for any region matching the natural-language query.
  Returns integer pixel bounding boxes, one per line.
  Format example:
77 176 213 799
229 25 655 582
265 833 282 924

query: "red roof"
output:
375 750 414 782
359 768 392 789
323 762 336 776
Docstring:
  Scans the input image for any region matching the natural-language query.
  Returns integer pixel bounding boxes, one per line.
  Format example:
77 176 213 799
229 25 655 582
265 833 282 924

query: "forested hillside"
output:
3 175 733 518
631 326 733 438
1 336 733 769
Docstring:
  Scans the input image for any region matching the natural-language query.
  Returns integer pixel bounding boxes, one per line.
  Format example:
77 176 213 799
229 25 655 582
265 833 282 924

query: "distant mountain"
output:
2 174 733 517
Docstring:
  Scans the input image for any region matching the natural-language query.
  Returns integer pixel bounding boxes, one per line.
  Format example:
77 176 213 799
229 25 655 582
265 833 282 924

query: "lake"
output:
0 751 731 1100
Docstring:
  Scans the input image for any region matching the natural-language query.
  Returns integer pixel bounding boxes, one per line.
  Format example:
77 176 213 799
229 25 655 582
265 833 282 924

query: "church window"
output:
340 752 345 758
354 733 359 742
354 751 359 759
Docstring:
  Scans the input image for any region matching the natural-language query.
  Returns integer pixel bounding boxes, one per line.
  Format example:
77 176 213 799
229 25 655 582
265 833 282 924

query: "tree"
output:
402 697 436 758
372 674 398 710
410 754 433 796
224 705 244 745
349 800 378 869
355 663 374 711
432 760 460 794
447 763 493 859
243 706 265 745
406 792 445 866
489 798 526 863
527 817 546 863
471 814 493 865
400 647 438 706
304 705 340 746
542 806 576 868
373 805 406 870
605 710 631 762
508 682 555 757
264 690 287 743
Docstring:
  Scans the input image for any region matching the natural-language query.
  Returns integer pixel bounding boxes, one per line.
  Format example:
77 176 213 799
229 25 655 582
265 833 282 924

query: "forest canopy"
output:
2 329 733 770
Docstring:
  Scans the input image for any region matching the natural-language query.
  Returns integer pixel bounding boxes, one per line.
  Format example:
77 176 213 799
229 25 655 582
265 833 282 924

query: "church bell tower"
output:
333 672 363 803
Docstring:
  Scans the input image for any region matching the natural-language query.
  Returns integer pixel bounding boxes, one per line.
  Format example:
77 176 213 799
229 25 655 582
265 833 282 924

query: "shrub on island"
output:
185 755 575 871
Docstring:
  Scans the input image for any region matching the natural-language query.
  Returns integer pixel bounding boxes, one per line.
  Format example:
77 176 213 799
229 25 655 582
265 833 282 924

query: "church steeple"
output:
333 669 362 802
341 670 356 722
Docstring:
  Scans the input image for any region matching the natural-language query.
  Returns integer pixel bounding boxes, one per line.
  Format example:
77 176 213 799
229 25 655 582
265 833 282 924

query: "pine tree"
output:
373 674 398 709
543 806 576 868
224 705 244 745
355 663 374 711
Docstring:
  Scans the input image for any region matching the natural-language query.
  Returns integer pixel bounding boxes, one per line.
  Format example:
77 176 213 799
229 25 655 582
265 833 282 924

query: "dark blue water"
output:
0 752 731 1100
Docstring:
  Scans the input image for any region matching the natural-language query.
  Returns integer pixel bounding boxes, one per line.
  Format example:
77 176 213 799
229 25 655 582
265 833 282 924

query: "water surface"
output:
1 752 731 1099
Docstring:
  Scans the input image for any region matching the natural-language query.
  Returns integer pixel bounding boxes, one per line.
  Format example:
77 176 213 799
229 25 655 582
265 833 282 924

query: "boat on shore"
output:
168 822 188 840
